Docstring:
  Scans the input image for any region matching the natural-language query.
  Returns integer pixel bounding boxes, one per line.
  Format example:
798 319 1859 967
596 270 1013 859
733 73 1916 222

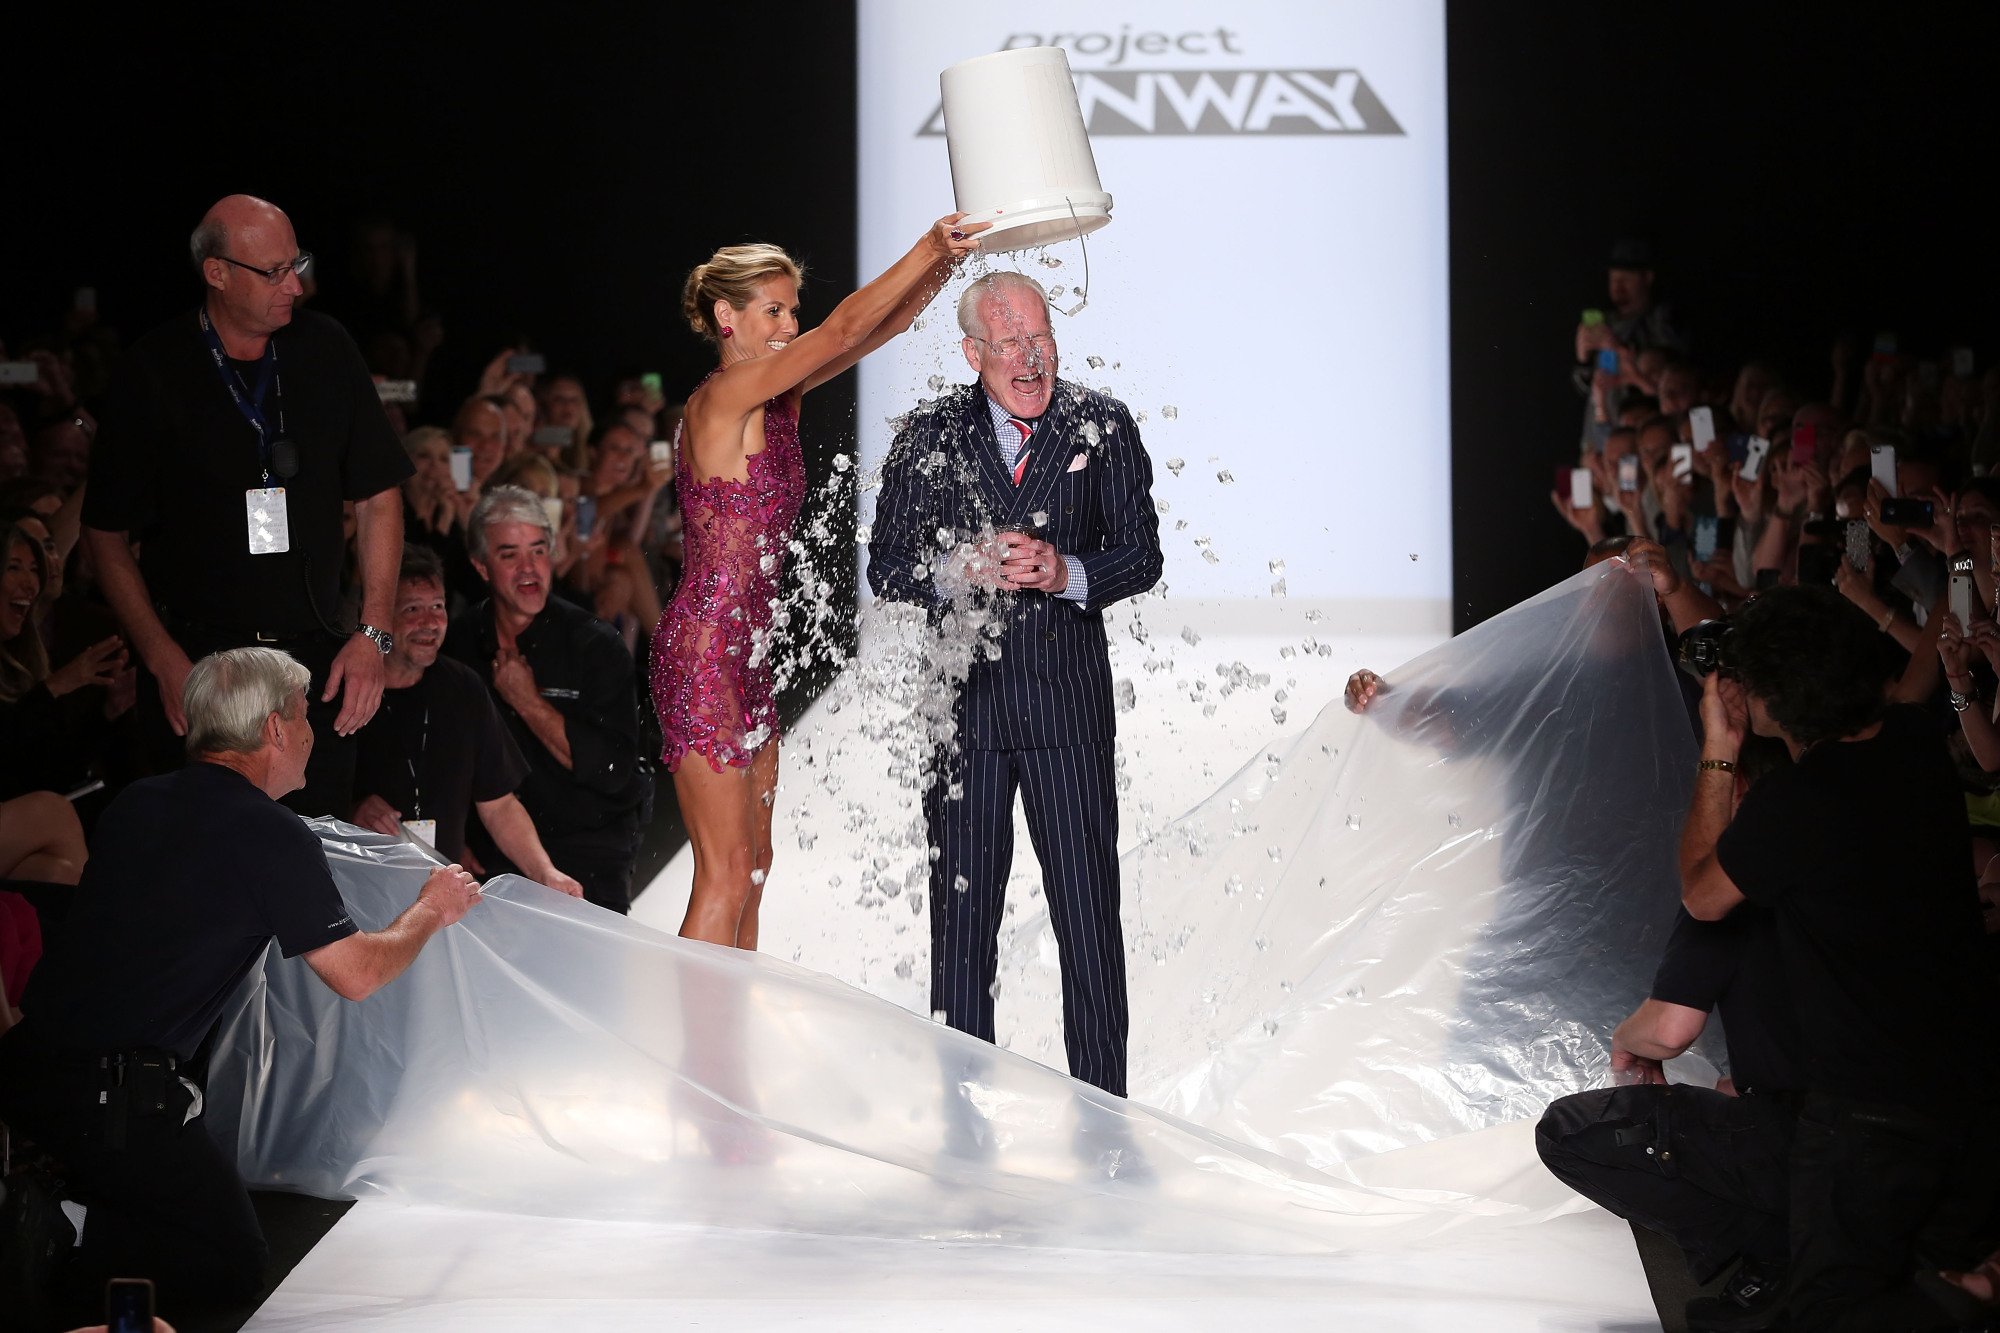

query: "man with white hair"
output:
867 271 1162 1097
445 487 648 913
82 194 412 818
0 646 480 1317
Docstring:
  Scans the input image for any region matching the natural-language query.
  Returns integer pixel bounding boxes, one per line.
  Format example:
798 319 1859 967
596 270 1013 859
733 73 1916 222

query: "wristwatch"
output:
357 623 394 655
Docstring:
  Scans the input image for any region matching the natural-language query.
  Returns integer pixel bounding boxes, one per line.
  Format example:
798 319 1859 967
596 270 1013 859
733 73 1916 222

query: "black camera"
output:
1677 619 1734 679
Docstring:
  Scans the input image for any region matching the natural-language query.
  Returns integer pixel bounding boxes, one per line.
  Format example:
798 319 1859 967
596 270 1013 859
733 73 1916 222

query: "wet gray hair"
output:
189 216 229 269
183 647 311 756
468 484 554 561
956 271 1051 339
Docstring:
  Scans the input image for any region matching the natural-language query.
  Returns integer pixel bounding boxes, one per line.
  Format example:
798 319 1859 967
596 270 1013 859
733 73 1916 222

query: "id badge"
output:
401 818 439 850
246 487 290 555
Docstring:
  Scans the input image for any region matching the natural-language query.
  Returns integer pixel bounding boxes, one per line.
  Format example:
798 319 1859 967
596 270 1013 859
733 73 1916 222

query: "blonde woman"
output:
653 214 983 949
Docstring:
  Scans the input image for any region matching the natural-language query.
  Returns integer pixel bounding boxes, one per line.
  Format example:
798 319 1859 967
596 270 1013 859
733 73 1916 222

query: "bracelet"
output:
1878 608 1895 632
1698 759 1738 774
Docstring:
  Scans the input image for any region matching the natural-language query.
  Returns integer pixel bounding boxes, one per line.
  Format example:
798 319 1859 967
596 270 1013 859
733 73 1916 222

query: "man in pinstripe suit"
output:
867 272 1162 1096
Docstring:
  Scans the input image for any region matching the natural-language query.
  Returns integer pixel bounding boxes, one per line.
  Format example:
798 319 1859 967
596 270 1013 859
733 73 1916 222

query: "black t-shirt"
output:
83 307 412 635
354 656 529 859
1715 705 1994 1109
21 763 357 1060
1650 908 1806 1094
442 597 648 839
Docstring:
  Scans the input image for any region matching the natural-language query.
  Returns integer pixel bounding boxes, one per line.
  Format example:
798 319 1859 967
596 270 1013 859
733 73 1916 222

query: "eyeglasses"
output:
218 252 314 285
972 332 1056 359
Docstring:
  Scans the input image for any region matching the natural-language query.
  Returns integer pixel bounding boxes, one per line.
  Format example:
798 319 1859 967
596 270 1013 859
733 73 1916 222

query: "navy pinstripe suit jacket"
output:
867 380 1163 750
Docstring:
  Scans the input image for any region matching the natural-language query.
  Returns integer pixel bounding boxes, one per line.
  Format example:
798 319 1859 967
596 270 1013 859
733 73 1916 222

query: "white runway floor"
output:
246 1203 1660 1331
245 600 1664 1329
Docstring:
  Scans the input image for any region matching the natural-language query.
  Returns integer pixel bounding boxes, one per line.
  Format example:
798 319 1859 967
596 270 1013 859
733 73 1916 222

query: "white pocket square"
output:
1067 452 1090 473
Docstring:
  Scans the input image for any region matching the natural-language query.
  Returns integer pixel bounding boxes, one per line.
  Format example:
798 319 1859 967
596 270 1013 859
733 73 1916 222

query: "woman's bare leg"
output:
734 742 780 951
0 792 87 885
675 758 763 947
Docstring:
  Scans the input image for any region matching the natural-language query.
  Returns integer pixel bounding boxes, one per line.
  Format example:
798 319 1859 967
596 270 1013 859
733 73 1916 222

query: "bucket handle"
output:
1053 196 1090 318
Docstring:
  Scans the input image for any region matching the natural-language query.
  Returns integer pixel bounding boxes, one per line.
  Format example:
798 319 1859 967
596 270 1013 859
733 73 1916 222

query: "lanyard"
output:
399 698 430 820
197 306 287 486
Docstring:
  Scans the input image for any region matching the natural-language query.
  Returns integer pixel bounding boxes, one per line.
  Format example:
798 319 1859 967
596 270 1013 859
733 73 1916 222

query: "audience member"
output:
0 522 133 799
445 487 648 913
352 547 583 897
451 394 509 509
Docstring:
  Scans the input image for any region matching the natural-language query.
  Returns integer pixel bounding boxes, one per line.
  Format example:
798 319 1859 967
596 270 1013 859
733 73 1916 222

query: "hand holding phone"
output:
1844 518 1874 574
507 352 547 376
1690 406 1716 453
1740 436 1772 482
1670 444 1695 482
1618 454 1640 492
1569 467 1593 510
107 1277 154 1333
1792 423 1820 471
1951 558 1976 631
1870 444 1899 497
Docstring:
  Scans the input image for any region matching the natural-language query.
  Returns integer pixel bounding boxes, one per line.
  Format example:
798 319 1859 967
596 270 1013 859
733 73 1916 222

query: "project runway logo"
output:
918 26 1404 137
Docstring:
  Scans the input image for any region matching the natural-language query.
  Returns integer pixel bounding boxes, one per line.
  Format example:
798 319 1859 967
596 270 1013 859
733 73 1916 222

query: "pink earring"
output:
720 326 734 339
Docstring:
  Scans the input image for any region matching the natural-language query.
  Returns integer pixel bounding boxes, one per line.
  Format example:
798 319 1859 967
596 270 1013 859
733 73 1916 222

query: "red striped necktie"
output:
1008 417 1032 486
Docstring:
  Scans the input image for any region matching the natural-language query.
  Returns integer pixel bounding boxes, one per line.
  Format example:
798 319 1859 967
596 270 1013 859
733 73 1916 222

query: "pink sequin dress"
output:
649 391 807 773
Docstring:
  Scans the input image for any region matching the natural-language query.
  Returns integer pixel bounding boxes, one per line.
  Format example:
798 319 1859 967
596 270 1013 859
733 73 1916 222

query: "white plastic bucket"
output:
940 47 1112 254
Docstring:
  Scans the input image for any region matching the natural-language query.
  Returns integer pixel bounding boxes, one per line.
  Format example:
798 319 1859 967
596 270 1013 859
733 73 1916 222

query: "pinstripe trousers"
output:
925 741 1129 1097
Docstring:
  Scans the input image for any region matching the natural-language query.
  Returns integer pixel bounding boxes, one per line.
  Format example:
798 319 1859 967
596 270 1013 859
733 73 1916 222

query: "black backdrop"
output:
1445 3 2000 628
5 2 1998 631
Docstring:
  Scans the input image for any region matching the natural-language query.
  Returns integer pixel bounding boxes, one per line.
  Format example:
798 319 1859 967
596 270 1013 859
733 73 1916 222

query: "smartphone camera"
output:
1877 498 1935 528
107 1277 154 1333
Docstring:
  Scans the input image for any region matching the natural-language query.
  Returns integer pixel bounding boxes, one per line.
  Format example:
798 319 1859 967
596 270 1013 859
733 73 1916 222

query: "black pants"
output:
1537 1082 1797 1283
1784 1092 2000 1332
137 626 357 820
0 1026 266 1310
925 743 1128 1097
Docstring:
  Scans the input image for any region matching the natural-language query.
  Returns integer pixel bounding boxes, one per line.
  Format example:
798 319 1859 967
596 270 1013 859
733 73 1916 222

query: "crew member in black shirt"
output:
0 647 479 1319
1683 585 2000 1329
445 486 648 913
1537 905 1806 1328
81 194 413 818
353 546 583 897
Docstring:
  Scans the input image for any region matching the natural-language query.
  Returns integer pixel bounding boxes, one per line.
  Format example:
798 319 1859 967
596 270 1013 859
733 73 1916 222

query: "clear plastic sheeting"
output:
205 559 1696 1253
1001 559 1701 1164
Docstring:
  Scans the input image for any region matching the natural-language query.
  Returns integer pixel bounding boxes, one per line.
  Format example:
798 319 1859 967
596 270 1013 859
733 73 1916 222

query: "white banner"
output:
855 0 1450 629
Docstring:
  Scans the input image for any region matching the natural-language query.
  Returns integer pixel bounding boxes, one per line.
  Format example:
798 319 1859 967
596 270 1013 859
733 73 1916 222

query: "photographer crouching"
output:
1680 585 2000 1329
0 647 481 1324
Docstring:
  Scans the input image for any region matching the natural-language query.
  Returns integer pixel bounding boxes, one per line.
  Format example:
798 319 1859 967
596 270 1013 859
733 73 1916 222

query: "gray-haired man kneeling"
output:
0 646 480 1320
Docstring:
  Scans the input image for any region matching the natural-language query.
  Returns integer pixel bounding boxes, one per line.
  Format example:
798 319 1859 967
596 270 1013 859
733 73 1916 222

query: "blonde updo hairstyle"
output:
681 244 807 346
